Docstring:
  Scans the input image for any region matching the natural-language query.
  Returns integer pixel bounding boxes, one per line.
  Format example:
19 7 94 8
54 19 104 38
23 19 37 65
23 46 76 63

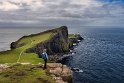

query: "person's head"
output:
43 49 47 53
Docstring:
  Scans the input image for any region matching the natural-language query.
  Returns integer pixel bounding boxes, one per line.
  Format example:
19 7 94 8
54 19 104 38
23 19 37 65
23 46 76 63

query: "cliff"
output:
0 26 83 64
26 26 70 55
0 63 72 83
0 26 83 83
10 26 83 56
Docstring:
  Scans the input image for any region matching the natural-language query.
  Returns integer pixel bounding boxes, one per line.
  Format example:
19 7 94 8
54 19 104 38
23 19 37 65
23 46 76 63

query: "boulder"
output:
47 63 72 83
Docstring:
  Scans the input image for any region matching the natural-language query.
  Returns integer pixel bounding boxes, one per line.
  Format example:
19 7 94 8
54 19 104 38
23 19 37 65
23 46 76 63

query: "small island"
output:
0 26 83 83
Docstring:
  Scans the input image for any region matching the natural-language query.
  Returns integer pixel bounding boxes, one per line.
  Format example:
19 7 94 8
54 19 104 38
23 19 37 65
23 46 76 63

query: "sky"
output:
0 0 124 27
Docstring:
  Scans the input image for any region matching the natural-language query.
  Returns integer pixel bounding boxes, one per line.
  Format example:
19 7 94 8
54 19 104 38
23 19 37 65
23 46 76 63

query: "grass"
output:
0 32 76 64
0 31 56 83
68 34 77 39
0 31 53 64
0 27 72 83
17 31 53 48
0 64 55 83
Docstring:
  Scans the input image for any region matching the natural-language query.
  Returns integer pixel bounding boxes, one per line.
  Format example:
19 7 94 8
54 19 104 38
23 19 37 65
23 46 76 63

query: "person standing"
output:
41 49 48 69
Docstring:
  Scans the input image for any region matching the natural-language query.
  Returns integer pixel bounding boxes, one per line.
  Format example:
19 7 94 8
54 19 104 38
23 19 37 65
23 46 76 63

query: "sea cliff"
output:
10 26 83 62
0 26 83 83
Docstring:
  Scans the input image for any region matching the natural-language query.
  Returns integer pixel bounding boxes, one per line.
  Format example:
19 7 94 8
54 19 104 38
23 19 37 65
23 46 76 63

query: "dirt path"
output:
16 39 33 63
17 51 24 62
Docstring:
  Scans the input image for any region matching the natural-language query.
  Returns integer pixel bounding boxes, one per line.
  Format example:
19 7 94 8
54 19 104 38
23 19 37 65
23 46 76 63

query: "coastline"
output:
0 26 83 83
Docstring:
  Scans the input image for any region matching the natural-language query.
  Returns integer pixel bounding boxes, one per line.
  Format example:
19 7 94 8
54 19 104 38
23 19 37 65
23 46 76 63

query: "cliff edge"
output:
10 26 83 56
0 26 83 83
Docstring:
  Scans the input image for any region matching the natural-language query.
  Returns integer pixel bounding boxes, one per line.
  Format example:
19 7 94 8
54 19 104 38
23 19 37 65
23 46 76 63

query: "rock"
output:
20 62 31 65
10 42 16 49
0 64 9 71
10 26 83 56
10 35 29 49
8 26 83 83
70 67 83 73
47 63 72 83
9 26 83 64
26 26 70 55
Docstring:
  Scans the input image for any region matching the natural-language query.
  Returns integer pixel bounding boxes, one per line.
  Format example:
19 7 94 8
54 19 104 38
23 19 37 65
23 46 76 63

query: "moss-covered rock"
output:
0 26 83 64
26 26 83 55
9 26 83 63
26 26 70 55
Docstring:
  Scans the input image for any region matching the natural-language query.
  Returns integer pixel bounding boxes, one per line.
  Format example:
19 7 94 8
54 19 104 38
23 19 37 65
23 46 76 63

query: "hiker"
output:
41 49 48 69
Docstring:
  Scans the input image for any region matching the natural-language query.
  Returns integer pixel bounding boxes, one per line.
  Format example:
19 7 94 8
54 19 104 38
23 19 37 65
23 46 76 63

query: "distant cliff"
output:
0 26 83 83
26 26 70 54
10 26 83 56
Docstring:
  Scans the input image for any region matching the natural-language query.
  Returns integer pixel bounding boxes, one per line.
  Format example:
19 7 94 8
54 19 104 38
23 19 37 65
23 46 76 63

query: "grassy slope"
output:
68 34 76 38
0 31 53 64
0 28 74 83
0 64 55 83
0 29 75 64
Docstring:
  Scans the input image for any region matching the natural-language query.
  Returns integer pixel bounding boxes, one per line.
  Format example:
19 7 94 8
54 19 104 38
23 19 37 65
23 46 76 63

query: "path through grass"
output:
0 31 53 64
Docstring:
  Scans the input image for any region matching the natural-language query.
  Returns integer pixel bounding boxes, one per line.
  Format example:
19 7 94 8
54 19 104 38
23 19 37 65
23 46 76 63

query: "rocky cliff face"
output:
26 26 72 55
10 26 83 56
47 63 72 83
8 26 83 83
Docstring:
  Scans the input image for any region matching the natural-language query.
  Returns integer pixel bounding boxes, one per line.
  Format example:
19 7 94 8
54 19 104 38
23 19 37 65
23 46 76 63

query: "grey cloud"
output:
0 0 124 26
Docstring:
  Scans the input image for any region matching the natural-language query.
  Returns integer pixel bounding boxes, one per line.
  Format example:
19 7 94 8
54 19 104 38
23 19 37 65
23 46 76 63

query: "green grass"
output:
0 27 71 64
68 34 76 39
0 64 55 83
0 30 56 83
0 31 53 64
0 27 70 83
17 32 53 48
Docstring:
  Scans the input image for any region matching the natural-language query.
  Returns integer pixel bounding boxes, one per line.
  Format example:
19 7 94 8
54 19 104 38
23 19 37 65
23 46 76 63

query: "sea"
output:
0 26 124 83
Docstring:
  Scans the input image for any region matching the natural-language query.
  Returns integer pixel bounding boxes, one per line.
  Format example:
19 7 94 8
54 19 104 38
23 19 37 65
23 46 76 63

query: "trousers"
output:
44 59 47 69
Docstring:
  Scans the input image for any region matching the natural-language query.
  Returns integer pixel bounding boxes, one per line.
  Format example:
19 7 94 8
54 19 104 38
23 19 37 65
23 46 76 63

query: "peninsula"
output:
0 26 83 83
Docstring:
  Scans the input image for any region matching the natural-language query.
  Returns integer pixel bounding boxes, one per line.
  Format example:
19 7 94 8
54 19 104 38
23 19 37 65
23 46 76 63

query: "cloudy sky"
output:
0 0 124 27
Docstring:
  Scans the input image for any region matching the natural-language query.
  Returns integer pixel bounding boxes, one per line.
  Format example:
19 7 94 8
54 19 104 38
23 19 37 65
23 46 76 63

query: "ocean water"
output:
63 27 124 83
0 27 124 83
0 27 50 51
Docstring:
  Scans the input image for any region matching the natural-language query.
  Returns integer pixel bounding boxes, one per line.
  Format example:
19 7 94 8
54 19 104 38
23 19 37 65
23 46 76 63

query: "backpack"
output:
41 53 48 60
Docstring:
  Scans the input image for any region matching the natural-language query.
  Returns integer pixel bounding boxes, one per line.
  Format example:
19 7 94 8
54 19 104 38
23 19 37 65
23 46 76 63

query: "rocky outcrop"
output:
0 64 9 71
47 63 72 83
26 26 72 55
26 26 83 55
10 35 28 49
69 34 83 44
10 26 83 62
8 26 83 83
10 26 83 56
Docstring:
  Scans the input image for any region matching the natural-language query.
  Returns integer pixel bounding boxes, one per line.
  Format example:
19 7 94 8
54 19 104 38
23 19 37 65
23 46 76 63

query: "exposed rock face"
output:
10 35 28 49
26 26 71 55
69 35 84 44
10 26 83 56
0 64 9 71
10 26 70 54
47 63 72 83
8 26 83 83
10 42 16 49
